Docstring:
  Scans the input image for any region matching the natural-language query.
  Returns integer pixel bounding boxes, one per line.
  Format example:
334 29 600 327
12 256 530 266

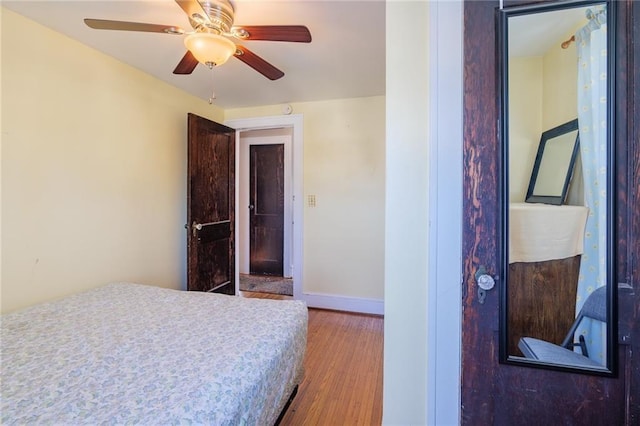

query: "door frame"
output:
427 1 463 424
239 130 292 278
225 115 303 299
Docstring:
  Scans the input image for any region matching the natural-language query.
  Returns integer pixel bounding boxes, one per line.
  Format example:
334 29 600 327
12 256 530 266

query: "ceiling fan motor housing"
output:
190 0 235 34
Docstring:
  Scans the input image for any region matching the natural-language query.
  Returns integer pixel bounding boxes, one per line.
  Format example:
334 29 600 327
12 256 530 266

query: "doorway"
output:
238 128 293 296
225 115 304 299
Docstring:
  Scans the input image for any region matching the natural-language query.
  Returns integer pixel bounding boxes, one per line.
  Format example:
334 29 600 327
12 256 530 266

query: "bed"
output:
0 282 308 425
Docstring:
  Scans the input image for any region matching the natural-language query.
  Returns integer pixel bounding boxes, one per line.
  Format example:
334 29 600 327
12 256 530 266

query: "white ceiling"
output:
3 0 386 109
509 6 589 57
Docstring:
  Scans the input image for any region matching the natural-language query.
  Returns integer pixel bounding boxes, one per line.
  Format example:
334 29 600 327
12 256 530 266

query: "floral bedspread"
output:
1 283 308 425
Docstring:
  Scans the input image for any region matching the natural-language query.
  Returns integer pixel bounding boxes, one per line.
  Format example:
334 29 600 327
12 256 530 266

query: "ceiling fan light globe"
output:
184 33 236 66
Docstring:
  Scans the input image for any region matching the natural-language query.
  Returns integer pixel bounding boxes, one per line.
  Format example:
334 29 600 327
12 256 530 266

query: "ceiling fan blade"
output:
232 25 312 43
234 46 284 80
84 19 184 34
173 51 199 74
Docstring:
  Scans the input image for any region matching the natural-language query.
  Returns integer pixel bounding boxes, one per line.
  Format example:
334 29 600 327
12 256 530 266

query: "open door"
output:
461 0 639 423
187 113 236 295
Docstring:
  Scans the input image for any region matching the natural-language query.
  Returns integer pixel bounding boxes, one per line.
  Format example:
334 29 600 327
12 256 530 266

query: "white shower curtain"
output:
575 6 607 365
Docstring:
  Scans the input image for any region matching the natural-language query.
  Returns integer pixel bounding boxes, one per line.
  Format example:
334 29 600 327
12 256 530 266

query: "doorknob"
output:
248 204 255 210
191 221 203 237
475 266 496 304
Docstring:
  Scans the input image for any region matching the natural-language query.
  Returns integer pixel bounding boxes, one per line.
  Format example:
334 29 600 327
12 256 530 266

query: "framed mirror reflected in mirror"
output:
525 118 580 205
499 0 617 375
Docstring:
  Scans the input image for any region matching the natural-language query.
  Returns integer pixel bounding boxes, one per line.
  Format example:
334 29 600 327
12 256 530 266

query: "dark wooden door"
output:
187 113 235 295
249 144 284 276
461 0 639 424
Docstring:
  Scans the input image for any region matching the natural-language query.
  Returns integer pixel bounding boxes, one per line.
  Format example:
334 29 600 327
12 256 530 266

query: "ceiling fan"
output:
84 0 312 80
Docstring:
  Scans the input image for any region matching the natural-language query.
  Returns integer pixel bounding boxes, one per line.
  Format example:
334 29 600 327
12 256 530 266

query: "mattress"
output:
0 282 308 425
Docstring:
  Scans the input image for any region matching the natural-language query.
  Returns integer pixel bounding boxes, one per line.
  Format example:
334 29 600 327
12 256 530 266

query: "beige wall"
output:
1 9 224 313
226 97 385 300
0 7 4 309
509 56 543 202
384 0 430 423
543 34 584 205
509 32 580 203
542 39 578 129
545 20 585 129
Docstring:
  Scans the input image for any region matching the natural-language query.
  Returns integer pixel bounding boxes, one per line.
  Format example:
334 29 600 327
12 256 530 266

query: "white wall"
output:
1 9 224 313
226 97 386 303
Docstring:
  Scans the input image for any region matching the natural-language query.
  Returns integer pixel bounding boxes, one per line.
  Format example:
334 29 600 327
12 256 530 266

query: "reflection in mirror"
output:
525 119 580 205
499 0 616 374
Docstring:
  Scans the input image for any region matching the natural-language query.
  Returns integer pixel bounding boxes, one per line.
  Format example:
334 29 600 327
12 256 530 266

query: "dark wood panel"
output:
462 0 501 422
198 222 231 242
193 237 232 293
624 1 640 423
250 144 284 276
190 131 231 222
508 256 581 356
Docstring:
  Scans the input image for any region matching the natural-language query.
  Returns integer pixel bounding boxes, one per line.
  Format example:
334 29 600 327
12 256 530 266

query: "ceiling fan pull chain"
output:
208 66 216 104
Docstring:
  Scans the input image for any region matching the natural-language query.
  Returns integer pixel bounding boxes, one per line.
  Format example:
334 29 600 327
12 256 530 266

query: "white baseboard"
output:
302 292 384 316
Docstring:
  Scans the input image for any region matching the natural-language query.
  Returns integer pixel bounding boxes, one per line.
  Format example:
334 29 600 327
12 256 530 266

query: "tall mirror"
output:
499 0 616 374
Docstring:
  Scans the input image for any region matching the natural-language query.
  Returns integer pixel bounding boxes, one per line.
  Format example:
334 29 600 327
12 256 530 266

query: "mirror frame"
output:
525 118 580 205
498 0 618 375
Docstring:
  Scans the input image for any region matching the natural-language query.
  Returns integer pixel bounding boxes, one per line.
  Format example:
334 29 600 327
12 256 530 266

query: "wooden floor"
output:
241 291 384 425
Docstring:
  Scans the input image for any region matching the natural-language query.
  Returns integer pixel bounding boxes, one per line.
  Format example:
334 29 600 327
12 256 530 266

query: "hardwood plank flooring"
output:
241 291 384 425
240 290 293 300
